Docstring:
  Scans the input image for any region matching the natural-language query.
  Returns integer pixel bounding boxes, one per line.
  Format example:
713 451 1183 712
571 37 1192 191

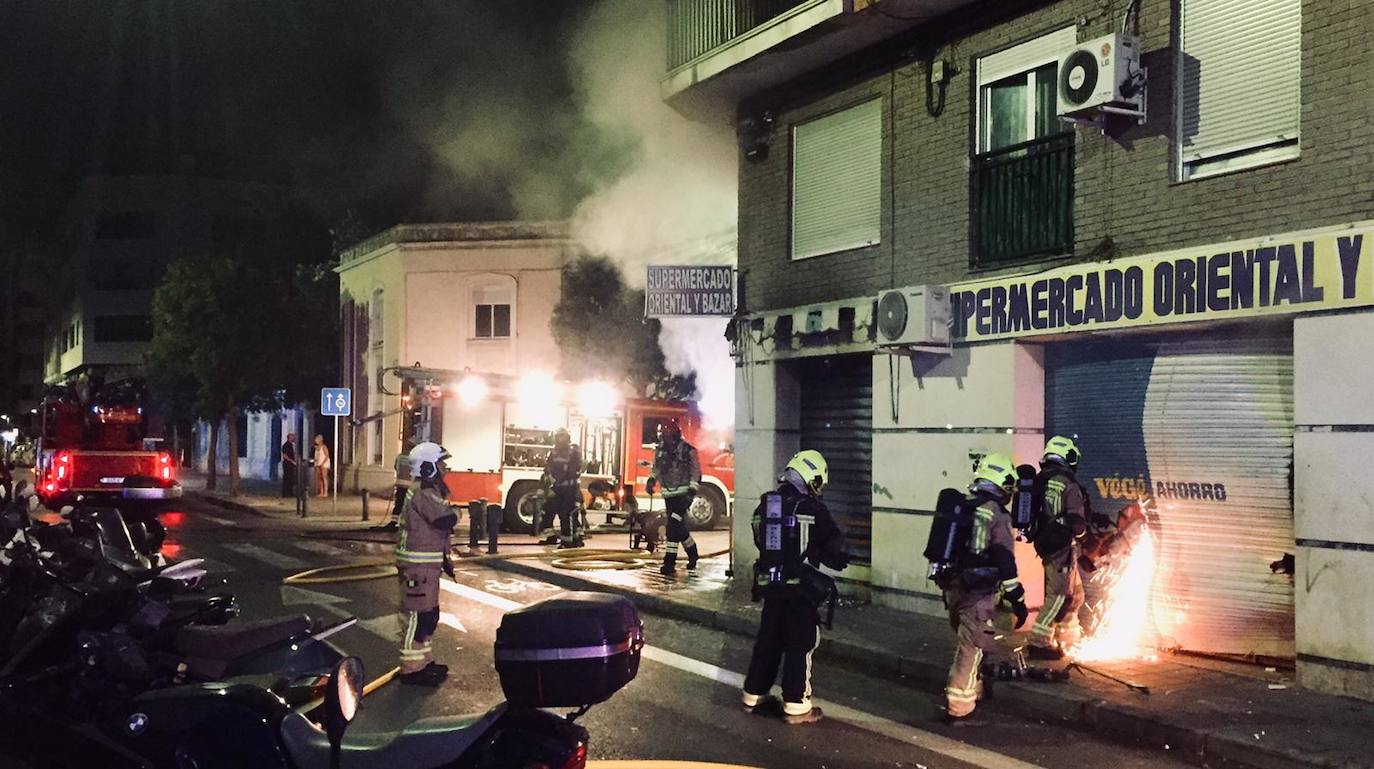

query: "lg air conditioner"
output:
876 285 951 350
1057 32 1144 118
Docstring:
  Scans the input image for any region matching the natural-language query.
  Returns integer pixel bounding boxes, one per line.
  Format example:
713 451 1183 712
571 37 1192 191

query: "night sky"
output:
0 0 619 245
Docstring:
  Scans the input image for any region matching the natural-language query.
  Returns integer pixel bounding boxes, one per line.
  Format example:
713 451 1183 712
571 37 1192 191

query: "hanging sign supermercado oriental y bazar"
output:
950 222 1374 342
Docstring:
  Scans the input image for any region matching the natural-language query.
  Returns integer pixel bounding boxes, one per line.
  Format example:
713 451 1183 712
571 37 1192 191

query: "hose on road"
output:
281 546 730 585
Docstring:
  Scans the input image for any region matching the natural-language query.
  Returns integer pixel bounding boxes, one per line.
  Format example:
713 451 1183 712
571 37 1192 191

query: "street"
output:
99 496 1201 769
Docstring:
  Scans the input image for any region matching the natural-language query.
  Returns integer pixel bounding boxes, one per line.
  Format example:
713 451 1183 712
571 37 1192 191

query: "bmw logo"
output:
127 712 150 736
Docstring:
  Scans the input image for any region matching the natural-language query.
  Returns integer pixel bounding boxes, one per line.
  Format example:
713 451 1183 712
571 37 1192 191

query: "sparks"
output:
1071 523 1158 662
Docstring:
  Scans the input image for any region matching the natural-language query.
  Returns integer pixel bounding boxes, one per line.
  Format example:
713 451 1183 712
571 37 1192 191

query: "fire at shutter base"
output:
1069 516 1162 664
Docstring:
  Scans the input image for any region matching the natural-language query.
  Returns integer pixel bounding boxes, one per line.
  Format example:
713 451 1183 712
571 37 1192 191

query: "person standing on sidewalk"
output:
646 419 700 576
396 441 458 686
944 453 1027 725
742 450 849 724
280 433 298 498
312 434 330 498
538 428 583 548
373 449 412 532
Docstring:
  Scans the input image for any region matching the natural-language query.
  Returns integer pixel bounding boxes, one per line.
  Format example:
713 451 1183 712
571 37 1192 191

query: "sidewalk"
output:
181 469 384 523
183 481 1374 769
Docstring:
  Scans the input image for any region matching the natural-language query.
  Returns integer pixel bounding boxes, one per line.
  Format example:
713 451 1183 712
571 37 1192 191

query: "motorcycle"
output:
84 591 642 769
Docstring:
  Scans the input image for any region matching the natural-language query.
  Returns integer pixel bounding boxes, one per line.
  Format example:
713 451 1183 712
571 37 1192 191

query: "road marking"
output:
223 542 309 570
201 514 236 527
439 611 467 633
291 539 351 557
440 576 1047 769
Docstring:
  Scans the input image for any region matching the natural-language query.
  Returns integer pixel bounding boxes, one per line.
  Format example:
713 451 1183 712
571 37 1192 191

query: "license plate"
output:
101 476 126 484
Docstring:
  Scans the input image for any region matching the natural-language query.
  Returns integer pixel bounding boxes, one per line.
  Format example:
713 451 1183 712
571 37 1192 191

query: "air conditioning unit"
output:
1057 32 1142 117
876 285 950 349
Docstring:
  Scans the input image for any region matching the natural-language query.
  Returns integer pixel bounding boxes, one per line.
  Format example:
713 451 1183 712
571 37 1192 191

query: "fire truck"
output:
389 367 734 533
35 378 181 510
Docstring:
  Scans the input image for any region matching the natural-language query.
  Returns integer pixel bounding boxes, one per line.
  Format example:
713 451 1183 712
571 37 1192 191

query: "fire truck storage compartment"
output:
1045 333 1295 660
793 354 873 565
495 592 643 708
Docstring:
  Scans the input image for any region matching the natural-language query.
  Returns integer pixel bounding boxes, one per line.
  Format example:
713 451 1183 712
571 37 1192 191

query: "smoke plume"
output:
567 0 739 428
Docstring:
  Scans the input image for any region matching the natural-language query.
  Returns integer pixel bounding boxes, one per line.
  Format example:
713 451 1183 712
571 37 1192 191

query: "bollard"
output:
486 503 501 554
467 499 486 551
361 488 370 522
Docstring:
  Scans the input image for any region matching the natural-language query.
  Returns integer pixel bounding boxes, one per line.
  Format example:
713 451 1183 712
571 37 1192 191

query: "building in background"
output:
663 0 1374 700
334 221 574 493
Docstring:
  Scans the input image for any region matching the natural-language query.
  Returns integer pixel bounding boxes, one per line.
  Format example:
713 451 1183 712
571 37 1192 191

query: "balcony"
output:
663 0 979 120
971 133 1075 266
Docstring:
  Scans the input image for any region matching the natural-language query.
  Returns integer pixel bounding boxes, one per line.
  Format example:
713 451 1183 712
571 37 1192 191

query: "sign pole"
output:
332 415 339 515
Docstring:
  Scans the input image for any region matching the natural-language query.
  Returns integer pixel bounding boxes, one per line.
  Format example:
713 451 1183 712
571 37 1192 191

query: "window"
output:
471 276 515 339
95 211 156 239
791 98 882 260
1177 0 1300 179
372 420 383 465
640 416 670 446
972 27 1077 265
236 414 249 458
93 315 154 343
369 289 385 348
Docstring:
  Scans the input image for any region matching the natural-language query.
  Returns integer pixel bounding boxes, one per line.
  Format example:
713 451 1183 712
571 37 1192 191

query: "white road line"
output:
201 514 236 527
291 539 351 557
222 542 309 570
439 577 1047 769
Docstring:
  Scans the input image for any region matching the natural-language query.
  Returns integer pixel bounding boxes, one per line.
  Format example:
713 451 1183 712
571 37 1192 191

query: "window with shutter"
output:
790 98 882 260
1177 0 1301 180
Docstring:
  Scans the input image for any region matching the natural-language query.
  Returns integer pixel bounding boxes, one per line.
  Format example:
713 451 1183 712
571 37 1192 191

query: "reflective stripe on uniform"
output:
971 506 993 551
1031 594 1065 642
396 548 445 565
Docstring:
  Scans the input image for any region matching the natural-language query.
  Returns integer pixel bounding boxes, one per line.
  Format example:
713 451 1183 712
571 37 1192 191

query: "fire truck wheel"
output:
504 481 542 535
687 485 725 531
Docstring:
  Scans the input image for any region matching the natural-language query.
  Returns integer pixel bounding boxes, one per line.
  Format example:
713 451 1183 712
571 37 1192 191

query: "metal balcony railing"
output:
666 0 810 70
971 132 1075 265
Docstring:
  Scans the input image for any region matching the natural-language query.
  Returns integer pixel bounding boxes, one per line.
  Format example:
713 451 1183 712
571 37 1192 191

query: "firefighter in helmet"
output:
944 453 1027 724
1027 435 1101 660
741 450 848 724
538 427 583 548
396 441 458 685
646 418 700 575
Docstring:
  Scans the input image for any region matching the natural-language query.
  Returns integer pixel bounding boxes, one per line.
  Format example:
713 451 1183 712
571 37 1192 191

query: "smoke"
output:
567 0 739 428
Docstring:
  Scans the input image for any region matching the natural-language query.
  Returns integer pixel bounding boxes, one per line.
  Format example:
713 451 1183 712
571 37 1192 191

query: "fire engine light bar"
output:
577 381 618 417
516 372 559 407
456 375 488 406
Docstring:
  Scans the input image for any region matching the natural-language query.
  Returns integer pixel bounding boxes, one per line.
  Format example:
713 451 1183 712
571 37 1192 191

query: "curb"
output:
485 559 1350 769
186 490 274 518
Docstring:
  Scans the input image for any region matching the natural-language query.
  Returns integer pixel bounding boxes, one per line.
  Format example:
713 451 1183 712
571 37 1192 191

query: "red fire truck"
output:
391 367 734 533
35 378 181 510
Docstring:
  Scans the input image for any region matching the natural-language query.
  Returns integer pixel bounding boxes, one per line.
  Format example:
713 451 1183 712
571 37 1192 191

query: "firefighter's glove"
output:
645 478 657 495
1090 513 1115 530
442 555 456 579
1003 584 1029 629
1078 555 1099 574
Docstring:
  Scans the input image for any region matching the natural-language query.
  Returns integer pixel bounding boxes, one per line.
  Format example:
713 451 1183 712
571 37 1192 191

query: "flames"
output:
1069 521 1159 663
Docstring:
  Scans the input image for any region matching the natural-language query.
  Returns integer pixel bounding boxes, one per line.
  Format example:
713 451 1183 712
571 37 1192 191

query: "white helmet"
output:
408 442 451 480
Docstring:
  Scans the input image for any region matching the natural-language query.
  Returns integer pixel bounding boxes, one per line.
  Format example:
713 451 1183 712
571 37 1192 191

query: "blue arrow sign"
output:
321 387 352 417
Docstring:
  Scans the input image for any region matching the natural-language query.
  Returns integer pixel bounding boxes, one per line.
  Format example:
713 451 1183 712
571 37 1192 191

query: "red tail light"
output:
54 451 73 491
158 452 174 482
560 743 587 769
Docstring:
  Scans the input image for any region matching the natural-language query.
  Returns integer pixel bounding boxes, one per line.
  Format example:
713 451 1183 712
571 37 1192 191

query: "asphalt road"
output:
6 497 1206 769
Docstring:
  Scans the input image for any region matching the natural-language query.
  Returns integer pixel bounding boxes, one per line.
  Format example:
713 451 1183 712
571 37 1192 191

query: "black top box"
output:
494 592 643 708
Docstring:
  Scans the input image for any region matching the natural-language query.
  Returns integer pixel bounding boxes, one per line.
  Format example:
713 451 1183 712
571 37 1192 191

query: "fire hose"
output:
281 546 731 585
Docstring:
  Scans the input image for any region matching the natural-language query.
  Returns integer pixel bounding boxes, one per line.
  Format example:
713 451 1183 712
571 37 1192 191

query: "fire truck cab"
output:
35 378 181 510
394 367 733 533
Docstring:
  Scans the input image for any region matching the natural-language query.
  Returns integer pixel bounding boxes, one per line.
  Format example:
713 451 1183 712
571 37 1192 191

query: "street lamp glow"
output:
577 380 618 417
516 372 559 407
455 375 488 406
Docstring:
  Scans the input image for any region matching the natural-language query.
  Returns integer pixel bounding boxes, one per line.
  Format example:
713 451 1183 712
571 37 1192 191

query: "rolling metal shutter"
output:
1178 0 1301 169
1047 336 1295 659
791 98 882 260
796 355 873 564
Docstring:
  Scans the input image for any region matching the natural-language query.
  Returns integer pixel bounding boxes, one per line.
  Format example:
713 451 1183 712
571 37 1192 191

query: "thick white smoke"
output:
568 0 738 429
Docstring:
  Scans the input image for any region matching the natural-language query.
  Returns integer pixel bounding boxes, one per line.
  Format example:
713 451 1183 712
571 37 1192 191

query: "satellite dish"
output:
877 291 908 342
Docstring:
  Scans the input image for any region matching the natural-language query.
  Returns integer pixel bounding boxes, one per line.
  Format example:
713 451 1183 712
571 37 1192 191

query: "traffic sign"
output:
321 388 352 417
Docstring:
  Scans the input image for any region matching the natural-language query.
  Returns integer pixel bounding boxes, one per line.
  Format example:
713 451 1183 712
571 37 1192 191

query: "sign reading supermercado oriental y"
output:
950 222 1374 341
645 265 736 317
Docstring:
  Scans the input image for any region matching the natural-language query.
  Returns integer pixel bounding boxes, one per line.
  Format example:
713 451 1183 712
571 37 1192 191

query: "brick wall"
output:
737 0 1374 312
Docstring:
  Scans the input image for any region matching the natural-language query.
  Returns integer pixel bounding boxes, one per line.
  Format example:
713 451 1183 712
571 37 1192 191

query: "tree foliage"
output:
550 255 693 400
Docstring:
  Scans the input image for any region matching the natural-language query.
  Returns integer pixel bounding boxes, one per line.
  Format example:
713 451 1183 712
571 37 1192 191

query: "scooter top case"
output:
495 591 643 708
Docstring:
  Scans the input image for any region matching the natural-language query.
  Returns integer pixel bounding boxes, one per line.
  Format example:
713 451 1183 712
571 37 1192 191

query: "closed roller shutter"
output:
796 355 873 565
1047 336 1294 659
791 98 882 260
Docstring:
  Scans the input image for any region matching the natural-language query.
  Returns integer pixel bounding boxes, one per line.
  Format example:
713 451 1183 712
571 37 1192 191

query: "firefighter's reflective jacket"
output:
396 483 457 567
959 494 1021 595
545 444 582 491
650 441 700 498
751 482 847 599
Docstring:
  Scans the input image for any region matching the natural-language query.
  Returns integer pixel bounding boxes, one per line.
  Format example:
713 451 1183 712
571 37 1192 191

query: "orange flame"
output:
1070 525 1157 662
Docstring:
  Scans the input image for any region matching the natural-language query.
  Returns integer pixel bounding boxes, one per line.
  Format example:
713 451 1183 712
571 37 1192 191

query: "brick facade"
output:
737 0 1374 312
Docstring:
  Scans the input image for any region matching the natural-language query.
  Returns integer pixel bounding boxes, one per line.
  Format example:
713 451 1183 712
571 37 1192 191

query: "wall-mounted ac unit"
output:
876 285 950 349
1057 32 1143 118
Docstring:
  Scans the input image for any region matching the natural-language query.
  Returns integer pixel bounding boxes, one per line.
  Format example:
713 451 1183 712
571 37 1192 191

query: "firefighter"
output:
646 419 700 576
944 453 1027 724
372 448 412 532
741 450 848 724
1027 435 1093 660
396 441 458 685
539 428 583 548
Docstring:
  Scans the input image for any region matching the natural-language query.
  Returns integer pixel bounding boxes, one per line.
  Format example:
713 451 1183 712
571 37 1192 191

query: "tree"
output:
148 244 337 494
551 255 693 399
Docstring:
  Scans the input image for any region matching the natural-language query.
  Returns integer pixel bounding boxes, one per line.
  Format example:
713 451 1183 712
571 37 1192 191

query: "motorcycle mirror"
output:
324 656 364 758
